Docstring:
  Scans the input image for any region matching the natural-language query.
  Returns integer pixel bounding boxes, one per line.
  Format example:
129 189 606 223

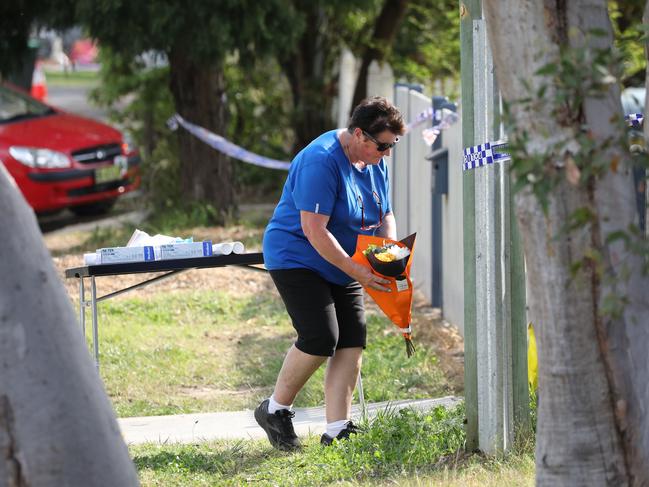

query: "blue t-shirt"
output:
263 129 392 285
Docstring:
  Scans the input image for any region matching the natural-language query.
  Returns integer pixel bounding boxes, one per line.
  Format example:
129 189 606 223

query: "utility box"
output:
429 147 449 195
428 96 456 196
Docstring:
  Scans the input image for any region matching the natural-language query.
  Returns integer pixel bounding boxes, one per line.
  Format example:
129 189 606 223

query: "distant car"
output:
0 82 140 215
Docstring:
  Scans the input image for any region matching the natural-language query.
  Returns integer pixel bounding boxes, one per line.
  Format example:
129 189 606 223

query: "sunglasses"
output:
362 130 399 152
357 192 384 231
349 162 383 231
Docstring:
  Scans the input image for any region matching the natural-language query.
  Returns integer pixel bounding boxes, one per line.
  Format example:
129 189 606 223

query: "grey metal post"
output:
500 151 515 448
356 373 367 421
90 276 100 370
79 277 86 337
473 17 510 453
460 0 481 452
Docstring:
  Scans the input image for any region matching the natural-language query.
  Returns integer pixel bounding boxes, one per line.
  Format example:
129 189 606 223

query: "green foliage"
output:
82 1 462 214
0 0 75 78
391 0 461 92
41 69 100 86
341 0 460 95
503 27 649 321
71 0 304 214
245 406 465 485
131 405 468 486
223 56 292 201
609 1 647 87
505 29 641 205
90 49 174 153
89 48 184 214
91 46 292 215
321 405 465 477
73 1 300 65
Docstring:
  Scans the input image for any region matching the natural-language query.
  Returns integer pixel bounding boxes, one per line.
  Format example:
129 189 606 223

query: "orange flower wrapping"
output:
351 233 417 356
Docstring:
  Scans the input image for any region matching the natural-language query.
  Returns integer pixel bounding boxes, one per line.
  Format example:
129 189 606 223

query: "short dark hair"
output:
348 96 405 137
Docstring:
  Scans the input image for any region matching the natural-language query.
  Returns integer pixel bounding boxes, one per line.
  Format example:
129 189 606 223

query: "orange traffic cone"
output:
30 62 48 101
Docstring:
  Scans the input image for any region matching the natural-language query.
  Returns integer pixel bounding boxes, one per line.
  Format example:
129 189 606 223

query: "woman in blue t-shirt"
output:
255 97 405 450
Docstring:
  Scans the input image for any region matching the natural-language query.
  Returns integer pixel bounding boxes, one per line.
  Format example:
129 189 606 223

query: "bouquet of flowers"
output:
352 233 417 356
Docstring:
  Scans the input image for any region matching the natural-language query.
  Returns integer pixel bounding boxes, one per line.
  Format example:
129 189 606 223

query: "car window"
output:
0 85 55 124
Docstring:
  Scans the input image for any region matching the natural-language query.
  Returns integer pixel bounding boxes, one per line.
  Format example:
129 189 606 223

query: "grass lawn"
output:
92 289 453 417
43 68 100 87
88 273 533 486
128 406 535 486
49 209 534 485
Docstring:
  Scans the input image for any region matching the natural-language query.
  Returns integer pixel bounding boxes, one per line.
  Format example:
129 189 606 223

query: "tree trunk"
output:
484 0 649 485
644 0 649 239
280 7 337 153
168 50 235 220
351 0 409 109
0 166 139 486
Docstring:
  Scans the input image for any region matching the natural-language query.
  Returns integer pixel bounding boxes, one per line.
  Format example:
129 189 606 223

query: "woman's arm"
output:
300 210 391 292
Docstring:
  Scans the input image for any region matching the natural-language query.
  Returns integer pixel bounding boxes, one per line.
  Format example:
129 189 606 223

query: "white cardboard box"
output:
98 246 155 264
158 241 213 260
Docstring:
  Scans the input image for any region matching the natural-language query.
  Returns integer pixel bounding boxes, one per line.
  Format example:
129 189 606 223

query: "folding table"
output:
65 252 368 417
65 252 265 370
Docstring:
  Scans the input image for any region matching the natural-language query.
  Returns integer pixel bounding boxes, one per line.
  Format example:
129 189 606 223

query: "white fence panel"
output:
354 84 467 334
441 115 464 333
393 87 433 304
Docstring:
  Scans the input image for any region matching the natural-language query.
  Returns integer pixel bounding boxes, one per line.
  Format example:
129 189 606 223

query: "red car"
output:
0 83 140 215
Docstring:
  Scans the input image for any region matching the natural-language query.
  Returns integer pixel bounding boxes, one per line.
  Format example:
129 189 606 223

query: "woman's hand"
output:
346 260 392 292
299 211 391 292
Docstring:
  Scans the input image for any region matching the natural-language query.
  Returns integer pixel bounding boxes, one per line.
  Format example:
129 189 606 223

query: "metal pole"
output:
79 277 86 338
460 0 481 452
356 372 367 421
495 78 515 450
510 185 530 431
90 276 100 371
431 97 444 308
474 17 506 454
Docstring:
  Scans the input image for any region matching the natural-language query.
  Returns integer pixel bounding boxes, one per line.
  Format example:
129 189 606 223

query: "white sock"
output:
268 395 292 414
326 419 350 438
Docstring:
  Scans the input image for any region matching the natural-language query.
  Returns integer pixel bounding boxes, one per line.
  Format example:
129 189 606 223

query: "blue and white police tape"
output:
167 114 291 171
406 107 434 132
625 113 643 127
463 140 510 171
422 110 460 146
169 103 459 171
405 106 459 134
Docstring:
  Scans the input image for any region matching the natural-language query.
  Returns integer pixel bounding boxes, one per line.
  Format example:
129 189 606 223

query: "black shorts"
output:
269 268 366 357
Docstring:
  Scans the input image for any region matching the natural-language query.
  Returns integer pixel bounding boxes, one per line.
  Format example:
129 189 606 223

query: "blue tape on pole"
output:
462 140 510 171
463 113 644 170
625 113 644 127
406 107 434 131
167 114 292 170
169 102 459 172
422 110 459 146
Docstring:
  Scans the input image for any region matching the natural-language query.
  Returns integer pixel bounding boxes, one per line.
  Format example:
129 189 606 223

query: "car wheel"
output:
70 199 116 217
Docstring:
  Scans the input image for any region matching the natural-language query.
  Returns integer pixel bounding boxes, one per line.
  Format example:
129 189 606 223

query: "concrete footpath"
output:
119 396 461 445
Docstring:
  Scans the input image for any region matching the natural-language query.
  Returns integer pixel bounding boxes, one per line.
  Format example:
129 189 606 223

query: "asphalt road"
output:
47 83 108 121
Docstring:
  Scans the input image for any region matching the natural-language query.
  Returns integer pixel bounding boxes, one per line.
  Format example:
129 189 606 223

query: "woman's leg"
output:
273 344 327 405
267 269 339 405
324 279 366 423
324 347 363 422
